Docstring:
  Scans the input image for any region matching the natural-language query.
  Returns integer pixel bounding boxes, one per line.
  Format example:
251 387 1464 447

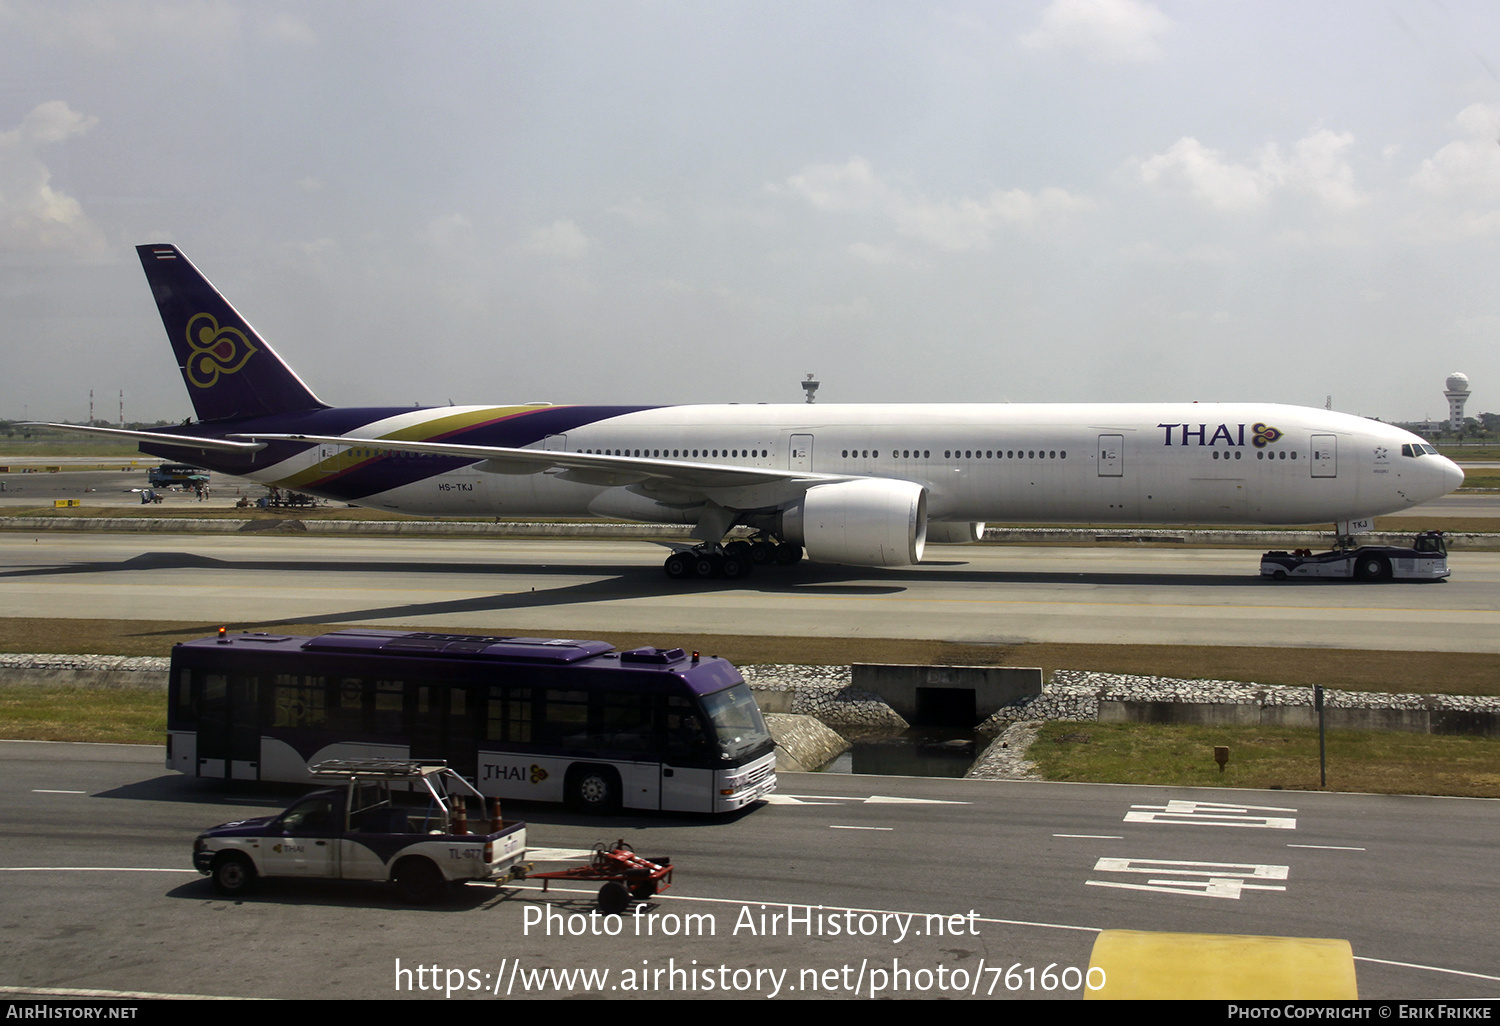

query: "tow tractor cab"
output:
192 759 528 904
1260 530 1450 582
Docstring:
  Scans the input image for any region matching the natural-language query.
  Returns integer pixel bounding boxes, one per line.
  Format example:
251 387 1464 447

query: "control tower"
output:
1444 373 1470 431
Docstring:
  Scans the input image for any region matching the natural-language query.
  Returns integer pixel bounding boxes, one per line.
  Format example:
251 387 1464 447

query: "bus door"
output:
195 671 261 781
411 684 478 780
659 696 715 813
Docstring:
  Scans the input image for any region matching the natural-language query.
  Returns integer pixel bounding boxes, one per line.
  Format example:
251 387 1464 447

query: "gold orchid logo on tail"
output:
185 312 258 388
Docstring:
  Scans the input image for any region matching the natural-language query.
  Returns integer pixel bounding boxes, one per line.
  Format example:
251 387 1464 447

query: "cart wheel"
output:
629 876 657 899
598 881 629 915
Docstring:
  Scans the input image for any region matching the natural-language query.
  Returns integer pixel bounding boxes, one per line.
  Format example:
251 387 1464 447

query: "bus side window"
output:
487 686 533 743
597 692 653 752
538 689 589 747
664 695 709 757
373 679 405 734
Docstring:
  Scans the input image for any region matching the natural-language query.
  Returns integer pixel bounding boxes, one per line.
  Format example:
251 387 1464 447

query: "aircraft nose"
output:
1438 455 1465 496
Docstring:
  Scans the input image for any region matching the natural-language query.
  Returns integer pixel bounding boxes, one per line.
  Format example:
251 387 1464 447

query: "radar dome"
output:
1446 373 1470 393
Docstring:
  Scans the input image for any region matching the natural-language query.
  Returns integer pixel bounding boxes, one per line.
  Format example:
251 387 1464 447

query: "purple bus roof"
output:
172 629 744 694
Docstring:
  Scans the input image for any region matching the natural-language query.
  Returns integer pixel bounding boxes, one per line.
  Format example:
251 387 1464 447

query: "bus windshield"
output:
699 683 773 760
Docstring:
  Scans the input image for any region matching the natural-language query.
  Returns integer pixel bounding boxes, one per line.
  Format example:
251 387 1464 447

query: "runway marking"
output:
1351 956 1500 984
31 789 85 794
0 866 198 873
1125 799 1296 829
829 825 893 831
1088 858 1289 900
765 793 970 805
1055 833 1123 839
1287 843 1365 851
0 985 248 1001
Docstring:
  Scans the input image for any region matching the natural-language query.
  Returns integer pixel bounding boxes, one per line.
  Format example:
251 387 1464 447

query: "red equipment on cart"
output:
527 840 672 914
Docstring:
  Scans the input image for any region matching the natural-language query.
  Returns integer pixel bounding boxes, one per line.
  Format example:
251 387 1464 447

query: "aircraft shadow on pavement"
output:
2 548 1267 633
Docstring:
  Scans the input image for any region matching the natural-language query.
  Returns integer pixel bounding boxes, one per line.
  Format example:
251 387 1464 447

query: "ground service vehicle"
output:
1260 531 1450 582
191 759 528 903
167 629 777 814
147 463 209 489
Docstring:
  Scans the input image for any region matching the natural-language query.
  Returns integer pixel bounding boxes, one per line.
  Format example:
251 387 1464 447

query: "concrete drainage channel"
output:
742 664 1500 780
2 655 1497 782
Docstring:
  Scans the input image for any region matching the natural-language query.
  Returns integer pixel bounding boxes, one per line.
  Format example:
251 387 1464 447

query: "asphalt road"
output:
2 533 1498 652
1 742 1494 1001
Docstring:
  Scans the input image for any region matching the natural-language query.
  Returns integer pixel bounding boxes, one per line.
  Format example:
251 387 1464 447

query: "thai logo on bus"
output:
185 312 258 388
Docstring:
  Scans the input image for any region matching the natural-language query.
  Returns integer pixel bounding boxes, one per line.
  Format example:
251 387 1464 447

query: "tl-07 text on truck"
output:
192 760 528 903
1260 531 1450 582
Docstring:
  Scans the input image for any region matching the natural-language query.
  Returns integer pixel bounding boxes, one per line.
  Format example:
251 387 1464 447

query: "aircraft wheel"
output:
725 540 752 561
774 543 803 565
749 541 777 564
721 555 751 580
693 553 721 578
664 553 692 580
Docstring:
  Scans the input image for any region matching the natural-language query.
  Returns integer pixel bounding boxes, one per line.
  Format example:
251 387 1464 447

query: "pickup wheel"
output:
394 857 445 905
210 852 257 897
567 765 622 815
1356 556 1391 582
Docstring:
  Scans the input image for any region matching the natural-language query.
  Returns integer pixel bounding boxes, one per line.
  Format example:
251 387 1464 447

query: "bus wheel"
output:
568 766 621 815
598 881 630 915
394 858 444 904
211 853 257 897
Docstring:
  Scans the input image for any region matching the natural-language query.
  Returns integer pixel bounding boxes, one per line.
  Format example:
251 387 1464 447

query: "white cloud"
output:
525 219 592 258
0 100 108 257
1410 103 1500 198
778 158 1094 252
1134 130 1365 212
1019 0 1173 63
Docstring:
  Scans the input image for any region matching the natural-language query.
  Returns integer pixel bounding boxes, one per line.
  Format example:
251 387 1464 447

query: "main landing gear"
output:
662 536 803 580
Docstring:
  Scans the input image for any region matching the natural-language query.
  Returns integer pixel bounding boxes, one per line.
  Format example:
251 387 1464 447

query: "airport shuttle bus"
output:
166 629 777 814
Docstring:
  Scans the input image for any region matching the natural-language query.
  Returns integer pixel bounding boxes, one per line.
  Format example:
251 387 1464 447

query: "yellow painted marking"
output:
1085 929 1357 1000
273 406 549 489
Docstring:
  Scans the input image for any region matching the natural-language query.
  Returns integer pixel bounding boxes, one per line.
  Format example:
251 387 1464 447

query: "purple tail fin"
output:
137 244 327 422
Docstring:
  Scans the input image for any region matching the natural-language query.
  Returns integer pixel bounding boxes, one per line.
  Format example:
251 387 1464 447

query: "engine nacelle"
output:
926 521 986 544
780 479 927 567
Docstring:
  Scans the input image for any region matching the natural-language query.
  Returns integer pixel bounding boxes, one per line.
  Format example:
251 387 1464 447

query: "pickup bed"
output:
193 760 527 903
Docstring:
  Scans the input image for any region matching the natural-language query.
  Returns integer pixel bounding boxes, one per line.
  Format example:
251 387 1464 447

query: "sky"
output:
2 0 1498 425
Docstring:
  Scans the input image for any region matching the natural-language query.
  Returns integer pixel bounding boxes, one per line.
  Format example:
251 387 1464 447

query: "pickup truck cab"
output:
193 759 527 903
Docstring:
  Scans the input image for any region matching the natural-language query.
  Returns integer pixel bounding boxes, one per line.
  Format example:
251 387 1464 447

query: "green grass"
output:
1030 720 1500 797
0 685 165 744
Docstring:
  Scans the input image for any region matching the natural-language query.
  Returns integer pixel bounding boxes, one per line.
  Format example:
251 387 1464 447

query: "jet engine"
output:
926 521 986 544
778 478 927 567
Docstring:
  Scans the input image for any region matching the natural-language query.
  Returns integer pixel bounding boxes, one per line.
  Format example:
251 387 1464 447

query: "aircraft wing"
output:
26 423 267 454
231 432 851 506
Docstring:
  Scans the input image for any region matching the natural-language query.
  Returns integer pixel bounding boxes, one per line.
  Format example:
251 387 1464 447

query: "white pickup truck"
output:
192 760 528 903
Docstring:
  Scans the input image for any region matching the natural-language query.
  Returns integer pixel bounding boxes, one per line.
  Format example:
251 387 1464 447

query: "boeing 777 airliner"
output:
41 244 1464 579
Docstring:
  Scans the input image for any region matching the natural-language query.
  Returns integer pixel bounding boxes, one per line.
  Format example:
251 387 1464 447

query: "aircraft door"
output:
1310 434 1336 478
789 434 813 472
1098 434 1124 477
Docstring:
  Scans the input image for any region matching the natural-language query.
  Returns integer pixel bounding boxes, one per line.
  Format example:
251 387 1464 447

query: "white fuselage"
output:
246 402 1461 528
